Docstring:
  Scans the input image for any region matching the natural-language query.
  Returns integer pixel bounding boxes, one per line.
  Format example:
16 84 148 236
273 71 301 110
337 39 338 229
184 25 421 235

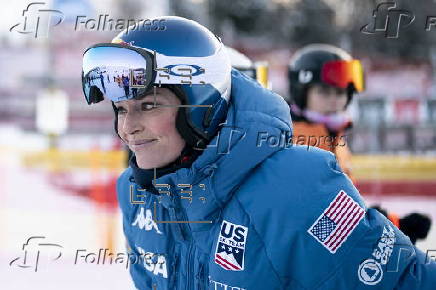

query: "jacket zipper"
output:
197 263 205 290
170 254 179 289
176 187 195 290
186 243 194 290
182 204 194 290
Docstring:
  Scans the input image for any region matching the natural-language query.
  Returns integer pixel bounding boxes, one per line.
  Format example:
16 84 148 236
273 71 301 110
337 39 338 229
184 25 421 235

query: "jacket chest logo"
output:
136 246 168 279
214 220 248 271
132 207 163 235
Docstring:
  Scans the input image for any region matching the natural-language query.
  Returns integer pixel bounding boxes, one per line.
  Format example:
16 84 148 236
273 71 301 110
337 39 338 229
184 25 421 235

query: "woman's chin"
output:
135 160 161 169
135 155 172 169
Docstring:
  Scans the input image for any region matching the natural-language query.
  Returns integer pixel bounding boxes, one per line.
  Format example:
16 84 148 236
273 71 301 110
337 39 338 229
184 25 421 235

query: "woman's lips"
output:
129 139 157 150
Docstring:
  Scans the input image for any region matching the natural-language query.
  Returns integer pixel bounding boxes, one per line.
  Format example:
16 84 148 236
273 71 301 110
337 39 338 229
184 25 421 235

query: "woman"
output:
82 16 436 290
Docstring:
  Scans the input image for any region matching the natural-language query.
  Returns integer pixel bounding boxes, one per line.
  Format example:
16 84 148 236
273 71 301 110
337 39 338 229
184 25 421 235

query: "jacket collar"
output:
129 145 199 194
143 70 292 222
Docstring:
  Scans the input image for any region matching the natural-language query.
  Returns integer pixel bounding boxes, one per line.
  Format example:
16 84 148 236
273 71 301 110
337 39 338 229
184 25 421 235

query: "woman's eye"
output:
142 103 156 110
116 107 127 114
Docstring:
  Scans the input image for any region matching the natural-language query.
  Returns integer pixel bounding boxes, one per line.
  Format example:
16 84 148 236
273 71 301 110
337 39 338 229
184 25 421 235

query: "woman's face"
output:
306 84 348 115
115 88 186 169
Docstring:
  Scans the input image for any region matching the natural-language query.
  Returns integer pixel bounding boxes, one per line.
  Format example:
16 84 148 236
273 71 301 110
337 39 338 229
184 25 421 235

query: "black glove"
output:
399 213 432 245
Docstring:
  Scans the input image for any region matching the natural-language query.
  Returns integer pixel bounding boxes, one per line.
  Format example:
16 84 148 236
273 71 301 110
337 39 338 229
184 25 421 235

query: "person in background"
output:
288 44 361 180
288 44 432 246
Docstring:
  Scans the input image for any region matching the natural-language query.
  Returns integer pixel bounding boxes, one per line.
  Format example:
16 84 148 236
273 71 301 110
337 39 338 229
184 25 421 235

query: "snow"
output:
0 129 135 289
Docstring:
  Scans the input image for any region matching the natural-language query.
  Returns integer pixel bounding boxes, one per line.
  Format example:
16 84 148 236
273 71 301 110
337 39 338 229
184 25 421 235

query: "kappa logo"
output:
214 220 248 271
132 207 163 234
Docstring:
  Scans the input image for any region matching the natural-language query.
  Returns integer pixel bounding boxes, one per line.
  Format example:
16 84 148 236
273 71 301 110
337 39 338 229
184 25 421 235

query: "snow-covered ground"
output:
0 126 135 290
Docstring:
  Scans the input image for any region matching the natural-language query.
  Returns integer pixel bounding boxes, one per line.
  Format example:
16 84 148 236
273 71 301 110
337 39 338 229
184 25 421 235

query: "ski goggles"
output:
321 59 364 92
82 43 230 105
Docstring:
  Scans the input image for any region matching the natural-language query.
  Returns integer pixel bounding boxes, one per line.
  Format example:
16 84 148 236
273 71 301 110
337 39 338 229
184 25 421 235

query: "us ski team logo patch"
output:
308 190 365 254
214 220 248 271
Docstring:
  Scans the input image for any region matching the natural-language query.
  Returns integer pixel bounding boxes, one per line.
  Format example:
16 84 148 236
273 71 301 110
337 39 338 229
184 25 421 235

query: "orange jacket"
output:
292 121 354 182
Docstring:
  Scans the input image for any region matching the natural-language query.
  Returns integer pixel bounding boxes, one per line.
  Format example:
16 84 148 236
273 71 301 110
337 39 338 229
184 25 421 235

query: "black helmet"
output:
288 44 364 110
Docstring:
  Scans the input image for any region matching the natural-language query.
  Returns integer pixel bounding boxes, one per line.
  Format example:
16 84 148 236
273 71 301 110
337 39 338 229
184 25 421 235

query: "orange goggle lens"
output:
321 60 364 92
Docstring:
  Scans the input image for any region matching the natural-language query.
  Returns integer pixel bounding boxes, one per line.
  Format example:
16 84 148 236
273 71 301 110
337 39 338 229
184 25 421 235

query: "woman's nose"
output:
122 110 144 135
324 90 337 98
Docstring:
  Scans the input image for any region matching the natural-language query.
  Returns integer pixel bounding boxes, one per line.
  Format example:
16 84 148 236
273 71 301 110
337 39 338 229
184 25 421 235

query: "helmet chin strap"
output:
112 101 122 139
165 85 209 150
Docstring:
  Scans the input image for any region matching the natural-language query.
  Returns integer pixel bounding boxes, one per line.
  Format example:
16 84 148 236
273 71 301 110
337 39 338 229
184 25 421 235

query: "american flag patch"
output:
308 190 365 254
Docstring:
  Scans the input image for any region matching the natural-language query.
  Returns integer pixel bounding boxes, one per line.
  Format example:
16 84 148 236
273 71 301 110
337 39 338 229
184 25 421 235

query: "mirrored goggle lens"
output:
82 46 153 104
321 60 364 92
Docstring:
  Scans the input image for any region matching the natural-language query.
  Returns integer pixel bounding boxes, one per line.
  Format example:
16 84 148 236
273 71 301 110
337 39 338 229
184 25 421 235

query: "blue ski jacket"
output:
117 69 436 289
